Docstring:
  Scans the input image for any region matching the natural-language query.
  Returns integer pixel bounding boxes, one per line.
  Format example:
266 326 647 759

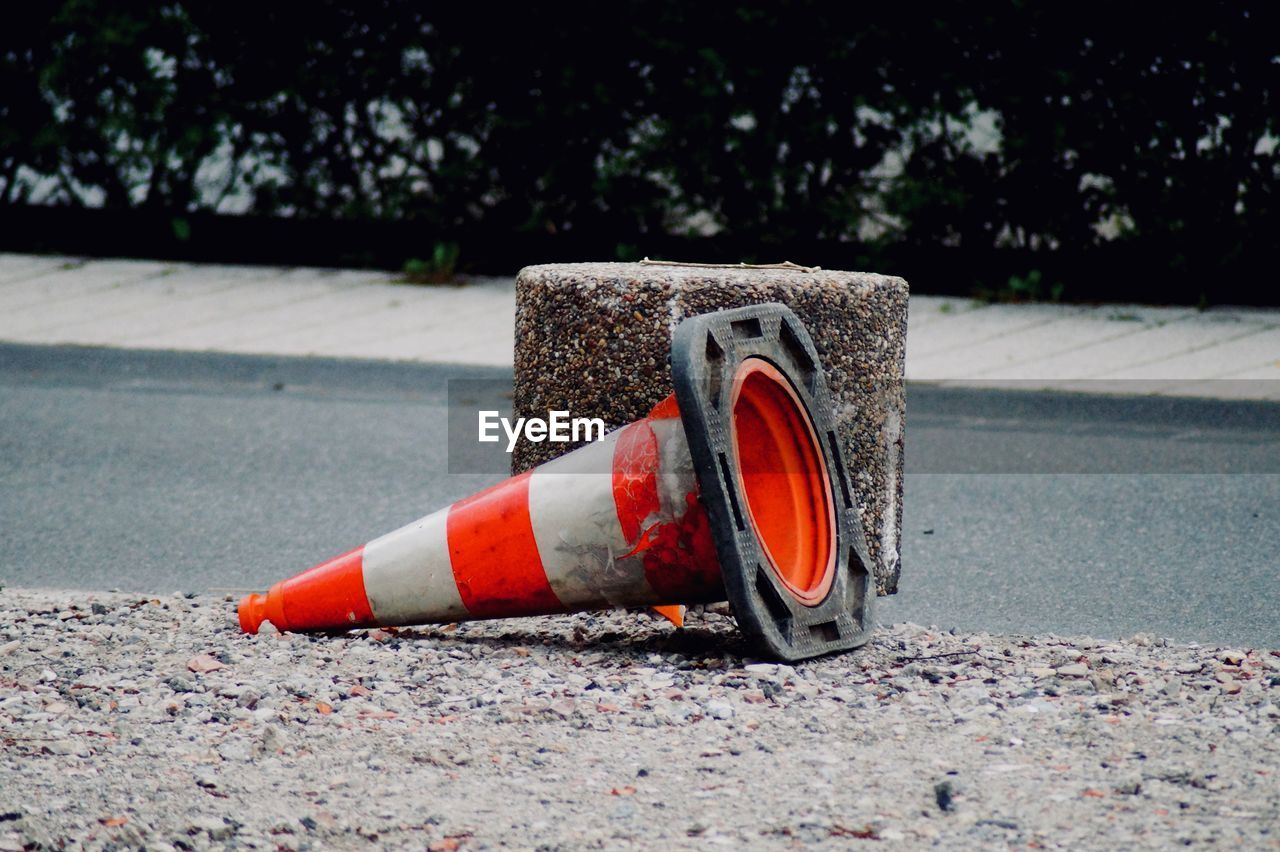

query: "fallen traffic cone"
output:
238 304 876 660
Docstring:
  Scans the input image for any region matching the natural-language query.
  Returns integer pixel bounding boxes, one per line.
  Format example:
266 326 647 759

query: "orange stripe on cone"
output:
238 546 375 633
446 471 566 618
612 420 661 544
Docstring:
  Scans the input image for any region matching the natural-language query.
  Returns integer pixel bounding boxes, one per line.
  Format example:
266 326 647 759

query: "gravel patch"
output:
1 588 1277 849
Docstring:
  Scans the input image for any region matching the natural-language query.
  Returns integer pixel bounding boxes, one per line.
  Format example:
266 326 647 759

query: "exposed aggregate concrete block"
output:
512 262 908 595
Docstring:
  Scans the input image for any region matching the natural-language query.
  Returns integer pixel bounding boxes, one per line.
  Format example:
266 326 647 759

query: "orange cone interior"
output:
730 357 837 606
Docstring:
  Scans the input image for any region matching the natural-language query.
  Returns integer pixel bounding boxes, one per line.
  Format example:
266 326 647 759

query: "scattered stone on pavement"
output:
1 588 1277 849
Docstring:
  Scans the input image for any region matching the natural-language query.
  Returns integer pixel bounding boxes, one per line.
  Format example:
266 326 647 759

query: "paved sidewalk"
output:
1 254 1278 399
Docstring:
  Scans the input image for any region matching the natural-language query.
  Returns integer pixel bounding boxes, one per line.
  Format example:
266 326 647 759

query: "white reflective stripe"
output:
649 417 699 523
361 507 469 624
527 431 657 608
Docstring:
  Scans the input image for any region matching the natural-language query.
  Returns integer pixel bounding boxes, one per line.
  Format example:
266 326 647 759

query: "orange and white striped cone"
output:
238 303 877 661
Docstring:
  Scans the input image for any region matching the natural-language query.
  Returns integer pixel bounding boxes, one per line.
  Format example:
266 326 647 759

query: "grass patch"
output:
401 241 461 285
972 269 1065 304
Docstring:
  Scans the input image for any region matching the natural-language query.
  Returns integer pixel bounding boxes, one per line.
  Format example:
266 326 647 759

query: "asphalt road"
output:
2 343 1277 647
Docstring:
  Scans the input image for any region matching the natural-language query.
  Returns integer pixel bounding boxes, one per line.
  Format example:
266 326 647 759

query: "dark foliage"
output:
2 3 1277 303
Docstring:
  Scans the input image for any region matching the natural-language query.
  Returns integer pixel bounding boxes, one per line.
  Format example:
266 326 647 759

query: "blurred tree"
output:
0 2 1276 301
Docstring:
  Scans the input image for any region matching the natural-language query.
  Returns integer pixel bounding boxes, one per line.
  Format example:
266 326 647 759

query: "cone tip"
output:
237 592 267 634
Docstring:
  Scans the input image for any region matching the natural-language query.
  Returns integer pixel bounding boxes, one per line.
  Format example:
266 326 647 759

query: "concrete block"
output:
511 261 908 595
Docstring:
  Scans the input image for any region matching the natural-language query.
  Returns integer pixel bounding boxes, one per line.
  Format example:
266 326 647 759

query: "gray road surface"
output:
1 343 1277 646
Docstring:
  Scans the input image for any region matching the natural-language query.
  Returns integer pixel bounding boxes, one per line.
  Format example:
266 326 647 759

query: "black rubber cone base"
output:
672 303 876 661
